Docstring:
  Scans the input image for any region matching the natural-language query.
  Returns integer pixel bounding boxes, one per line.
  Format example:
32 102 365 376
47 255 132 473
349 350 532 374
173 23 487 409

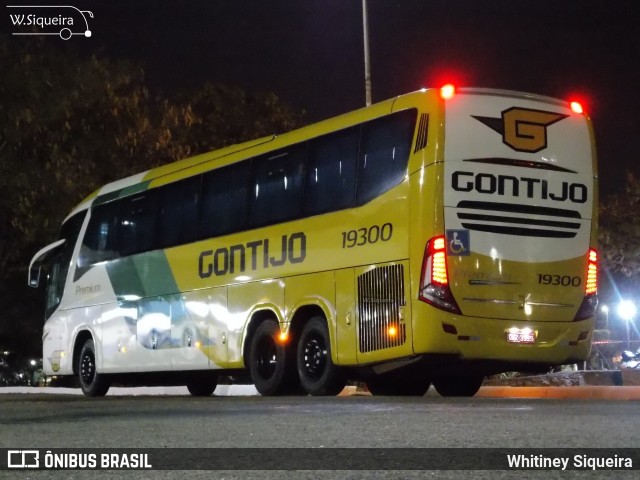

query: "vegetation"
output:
0 39 304 362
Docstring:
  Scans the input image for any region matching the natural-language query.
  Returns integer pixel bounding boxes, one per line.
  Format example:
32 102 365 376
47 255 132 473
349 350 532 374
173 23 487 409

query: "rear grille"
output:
357 265 406 353
456 200 581 238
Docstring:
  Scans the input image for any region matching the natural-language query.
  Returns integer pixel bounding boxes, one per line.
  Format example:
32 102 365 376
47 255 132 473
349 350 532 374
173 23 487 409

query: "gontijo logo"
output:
6 5 93 40
473 107 568 153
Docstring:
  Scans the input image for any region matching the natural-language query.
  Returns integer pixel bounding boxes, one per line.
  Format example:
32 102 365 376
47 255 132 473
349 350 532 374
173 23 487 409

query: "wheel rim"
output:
255 336 277 380
80 350 95 386
302 335 327 380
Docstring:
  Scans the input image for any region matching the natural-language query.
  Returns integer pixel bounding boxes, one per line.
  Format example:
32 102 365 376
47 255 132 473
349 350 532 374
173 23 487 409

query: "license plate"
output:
506 328 536 344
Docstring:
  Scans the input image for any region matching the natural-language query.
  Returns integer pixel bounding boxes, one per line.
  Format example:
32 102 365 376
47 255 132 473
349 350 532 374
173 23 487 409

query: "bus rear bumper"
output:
411 302 595 367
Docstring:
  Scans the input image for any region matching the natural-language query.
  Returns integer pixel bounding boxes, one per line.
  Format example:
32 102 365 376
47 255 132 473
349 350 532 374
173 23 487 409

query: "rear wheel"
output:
366 370 431 396
186 373 218 397
249 319 298 395
78 338 110 397
297 317 346 396
433 374 484 397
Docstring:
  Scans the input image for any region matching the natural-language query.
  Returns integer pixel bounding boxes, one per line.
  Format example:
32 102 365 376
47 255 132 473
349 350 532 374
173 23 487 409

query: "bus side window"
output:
356 109 416 206
305 126 359 215
118 191 159 256
200 160 251 238
159 176 200 248
250 144 306 228
44 258 62 319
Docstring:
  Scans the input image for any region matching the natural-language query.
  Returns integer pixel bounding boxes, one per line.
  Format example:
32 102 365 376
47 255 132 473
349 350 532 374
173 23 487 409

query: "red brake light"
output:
430 237 448 284
440 84 456 100
419 235 460 314
574 248 598 321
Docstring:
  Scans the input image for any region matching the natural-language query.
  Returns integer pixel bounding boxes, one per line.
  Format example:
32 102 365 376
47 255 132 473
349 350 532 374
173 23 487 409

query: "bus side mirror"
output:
28 265 41 288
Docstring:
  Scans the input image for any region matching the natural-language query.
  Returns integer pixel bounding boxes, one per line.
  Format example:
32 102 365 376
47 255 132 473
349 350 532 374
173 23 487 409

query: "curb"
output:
476 385 640 400
340 384 640 399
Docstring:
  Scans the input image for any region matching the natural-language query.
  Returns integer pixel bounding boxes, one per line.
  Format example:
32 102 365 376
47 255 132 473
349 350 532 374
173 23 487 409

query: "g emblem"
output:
473 107 568 153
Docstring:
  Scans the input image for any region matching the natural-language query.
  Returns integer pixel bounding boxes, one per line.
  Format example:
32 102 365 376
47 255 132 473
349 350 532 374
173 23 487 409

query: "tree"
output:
0 39 160 358
597 173 640 347
599 173 640 282
0 38 304 360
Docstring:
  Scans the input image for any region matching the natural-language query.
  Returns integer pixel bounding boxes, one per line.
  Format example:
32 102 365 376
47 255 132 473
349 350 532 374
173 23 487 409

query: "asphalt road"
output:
1 393 639 479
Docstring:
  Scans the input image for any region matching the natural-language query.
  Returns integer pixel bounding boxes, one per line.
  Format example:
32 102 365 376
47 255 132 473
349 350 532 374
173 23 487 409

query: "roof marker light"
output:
440 84 456 100
570 101 584 114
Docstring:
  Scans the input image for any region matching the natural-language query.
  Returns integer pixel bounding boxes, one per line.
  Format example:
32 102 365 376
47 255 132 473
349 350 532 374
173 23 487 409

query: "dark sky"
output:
4 0 640 197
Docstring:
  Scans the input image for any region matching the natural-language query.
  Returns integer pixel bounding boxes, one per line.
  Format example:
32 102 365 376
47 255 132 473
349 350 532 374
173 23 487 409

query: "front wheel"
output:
78 338 110 397
297 317 346 396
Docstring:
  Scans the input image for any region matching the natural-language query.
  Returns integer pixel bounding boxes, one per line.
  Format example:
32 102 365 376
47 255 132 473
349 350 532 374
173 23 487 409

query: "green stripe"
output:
93 181 151 206
107 250 179 299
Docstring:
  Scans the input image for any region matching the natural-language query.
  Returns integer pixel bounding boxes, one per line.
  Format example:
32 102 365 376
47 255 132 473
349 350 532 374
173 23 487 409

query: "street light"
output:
362 0 371 106
617 300 637 350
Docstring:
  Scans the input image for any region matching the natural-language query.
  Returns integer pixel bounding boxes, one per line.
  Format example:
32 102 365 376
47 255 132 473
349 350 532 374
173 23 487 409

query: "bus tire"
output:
433 374 484 397
249 319 296 396
186 373 218 397
297 316 346 396
78 338 110 397
365 372 431 396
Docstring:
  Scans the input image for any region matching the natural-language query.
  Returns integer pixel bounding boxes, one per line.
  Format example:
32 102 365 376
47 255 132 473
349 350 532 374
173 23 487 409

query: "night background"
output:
80 0 639 197
1 0 640 376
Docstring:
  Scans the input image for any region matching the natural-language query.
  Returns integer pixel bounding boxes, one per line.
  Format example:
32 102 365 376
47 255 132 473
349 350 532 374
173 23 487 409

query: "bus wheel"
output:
365 373 431 396
297 316 346 396
432 374 484 397
78 338 110 397
186 373 218 397
249 319 296 396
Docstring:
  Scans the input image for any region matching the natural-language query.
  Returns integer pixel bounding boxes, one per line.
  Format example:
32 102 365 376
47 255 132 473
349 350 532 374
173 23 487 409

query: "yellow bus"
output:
28 86 598 397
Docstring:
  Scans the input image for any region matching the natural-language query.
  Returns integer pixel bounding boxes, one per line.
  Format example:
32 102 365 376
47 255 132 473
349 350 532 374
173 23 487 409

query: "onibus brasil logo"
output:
7 5 93 40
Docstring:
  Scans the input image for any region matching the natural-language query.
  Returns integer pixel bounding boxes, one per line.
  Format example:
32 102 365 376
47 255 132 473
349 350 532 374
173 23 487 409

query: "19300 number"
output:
341 223 393 248
537 274 581 287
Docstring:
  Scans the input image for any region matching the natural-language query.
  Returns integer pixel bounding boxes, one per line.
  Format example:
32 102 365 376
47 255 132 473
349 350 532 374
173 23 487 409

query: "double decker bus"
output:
28 86 598 397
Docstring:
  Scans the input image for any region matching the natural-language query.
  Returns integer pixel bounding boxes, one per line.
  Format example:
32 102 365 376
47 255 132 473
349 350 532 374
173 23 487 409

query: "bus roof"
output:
66 90 432 220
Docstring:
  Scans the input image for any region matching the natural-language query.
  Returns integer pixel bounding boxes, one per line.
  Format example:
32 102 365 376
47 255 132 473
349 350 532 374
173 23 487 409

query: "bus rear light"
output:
575 248 598 321
440 84 456 100
585 248 597 295
570 101 584 115
431 237 448 284
419 236 461 314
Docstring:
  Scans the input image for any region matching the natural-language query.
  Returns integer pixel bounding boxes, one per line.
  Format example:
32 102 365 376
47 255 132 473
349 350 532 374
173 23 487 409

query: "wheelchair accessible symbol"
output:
446 230 470 256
